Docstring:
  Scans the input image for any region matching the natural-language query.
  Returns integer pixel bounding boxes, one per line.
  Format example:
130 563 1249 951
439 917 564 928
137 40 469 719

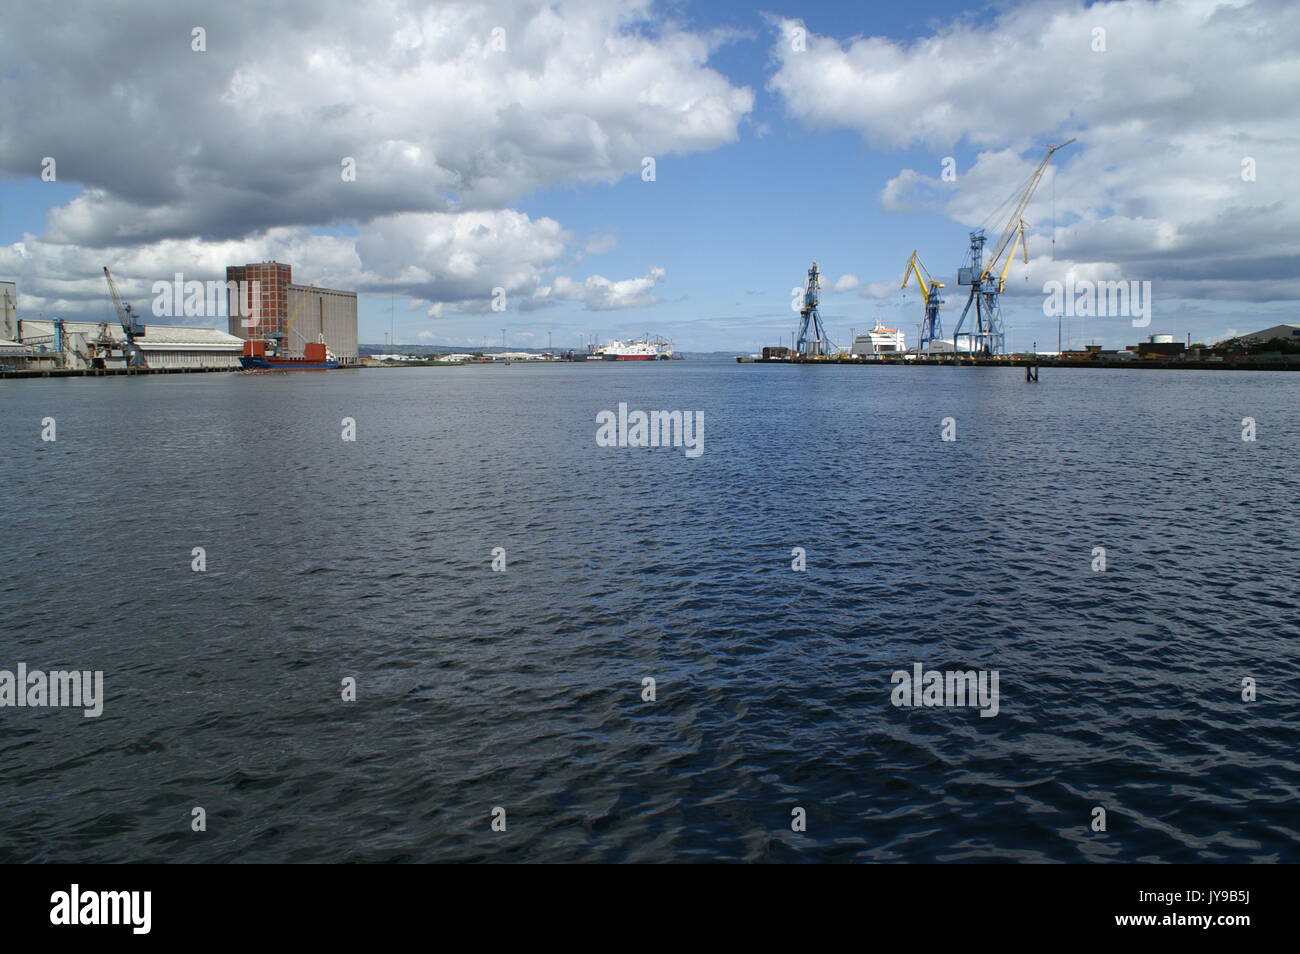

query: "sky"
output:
1 0 1297 352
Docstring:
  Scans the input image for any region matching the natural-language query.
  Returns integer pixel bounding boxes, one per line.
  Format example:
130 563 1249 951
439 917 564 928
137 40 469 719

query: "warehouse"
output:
287 284 359 360
1 280 17 341
14 319 244 370
226 261 359 362
1238 323 1300 345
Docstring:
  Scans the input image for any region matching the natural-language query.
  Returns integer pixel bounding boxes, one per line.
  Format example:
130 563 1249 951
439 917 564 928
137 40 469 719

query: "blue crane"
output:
795 261 835 357
102 266 148 368
902 250 945 354
952 139 1074 357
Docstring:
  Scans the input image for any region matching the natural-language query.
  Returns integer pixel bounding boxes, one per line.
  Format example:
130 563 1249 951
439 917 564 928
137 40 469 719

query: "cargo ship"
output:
593 335 674 360
240 339 339 370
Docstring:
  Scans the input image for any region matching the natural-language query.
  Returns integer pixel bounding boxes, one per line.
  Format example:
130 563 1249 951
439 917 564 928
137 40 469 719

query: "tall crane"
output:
102 266 148 367
952 138 1075 357
901 250 945 354
795 261 834 357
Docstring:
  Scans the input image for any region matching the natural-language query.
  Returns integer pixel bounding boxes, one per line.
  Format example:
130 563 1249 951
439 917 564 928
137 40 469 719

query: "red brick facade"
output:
227 262 291 342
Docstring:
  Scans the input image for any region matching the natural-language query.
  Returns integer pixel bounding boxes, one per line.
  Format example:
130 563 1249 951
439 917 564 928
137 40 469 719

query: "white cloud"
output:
832 273 859 292
543 266 665 310
0 210 667 320
767 0 1300 303
0 0 749 327
858 281 899 300
1 0 753 247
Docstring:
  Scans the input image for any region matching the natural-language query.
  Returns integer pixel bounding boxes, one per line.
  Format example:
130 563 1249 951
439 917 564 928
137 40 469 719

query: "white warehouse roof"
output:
20 320 244 351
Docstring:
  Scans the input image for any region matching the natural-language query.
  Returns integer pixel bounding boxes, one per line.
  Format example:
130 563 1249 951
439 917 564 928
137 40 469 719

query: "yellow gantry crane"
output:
953 138 1075 356
902 250 946 353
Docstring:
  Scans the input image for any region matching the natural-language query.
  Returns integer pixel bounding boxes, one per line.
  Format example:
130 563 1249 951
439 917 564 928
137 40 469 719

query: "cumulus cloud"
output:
0 0 749 321
767 0 1300 303
831 273 859 292
540 265 666 310
1 211 665 320
1 0 752 245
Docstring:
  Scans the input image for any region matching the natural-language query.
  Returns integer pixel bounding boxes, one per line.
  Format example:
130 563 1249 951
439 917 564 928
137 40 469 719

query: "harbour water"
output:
1 361 1297 862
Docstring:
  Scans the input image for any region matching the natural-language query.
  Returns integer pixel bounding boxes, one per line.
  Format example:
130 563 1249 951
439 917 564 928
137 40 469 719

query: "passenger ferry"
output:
592 335 674 360
850 321 906 358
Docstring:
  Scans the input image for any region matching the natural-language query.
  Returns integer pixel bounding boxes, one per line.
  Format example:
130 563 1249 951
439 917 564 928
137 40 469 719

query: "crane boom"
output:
983 138 1074 282
102 266 148 368
997 220 1030 293
902 250 941 298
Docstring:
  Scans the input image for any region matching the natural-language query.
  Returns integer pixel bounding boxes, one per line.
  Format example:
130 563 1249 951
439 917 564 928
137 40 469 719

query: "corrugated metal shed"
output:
286 285 358 358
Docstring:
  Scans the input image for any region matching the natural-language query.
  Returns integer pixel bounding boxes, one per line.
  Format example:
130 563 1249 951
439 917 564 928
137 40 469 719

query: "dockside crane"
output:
102 266 148 367
952 138 1074 357
901 250 945 354
795 261 835 357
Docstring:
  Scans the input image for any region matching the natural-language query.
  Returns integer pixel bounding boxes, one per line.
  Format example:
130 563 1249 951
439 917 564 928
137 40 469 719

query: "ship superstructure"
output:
592 335 674 360
851 320 906 357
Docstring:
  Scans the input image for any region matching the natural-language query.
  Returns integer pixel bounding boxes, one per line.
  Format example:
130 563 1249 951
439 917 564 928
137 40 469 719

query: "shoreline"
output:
736 356 1300 371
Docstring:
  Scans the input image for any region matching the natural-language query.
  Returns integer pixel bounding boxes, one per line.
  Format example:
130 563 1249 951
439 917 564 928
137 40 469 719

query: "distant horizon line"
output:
360 343 739 355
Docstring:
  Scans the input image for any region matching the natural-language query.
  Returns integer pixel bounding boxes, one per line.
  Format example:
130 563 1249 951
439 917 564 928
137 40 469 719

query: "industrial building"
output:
226 262 359 363
1127 333 1186 359
1 280 17 342
1237 324 1300 345
0 277 245 372
12 319 245 370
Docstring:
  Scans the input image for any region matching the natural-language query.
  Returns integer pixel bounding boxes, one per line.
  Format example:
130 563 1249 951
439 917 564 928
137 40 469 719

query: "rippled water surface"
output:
2 361 1297 863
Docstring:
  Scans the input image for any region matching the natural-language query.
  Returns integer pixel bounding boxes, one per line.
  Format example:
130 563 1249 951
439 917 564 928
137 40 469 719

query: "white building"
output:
286 284 358 360
1 281 17 341
17 319 245 370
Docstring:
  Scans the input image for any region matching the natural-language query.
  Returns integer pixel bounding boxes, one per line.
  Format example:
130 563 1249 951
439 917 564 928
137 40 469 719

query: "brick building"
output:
226 262 358 361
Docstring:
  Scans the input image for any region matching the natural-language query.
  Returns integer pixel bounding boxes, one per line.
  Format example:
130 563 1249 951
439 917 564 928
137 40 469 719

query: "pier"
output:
735 355 1300 371
1 365 241 380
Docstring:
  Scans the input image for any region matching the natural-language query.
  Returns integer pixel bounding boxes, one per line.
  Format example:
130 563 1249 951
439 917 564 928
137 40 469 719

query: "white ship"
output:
593 335 674 360
850 320 906 357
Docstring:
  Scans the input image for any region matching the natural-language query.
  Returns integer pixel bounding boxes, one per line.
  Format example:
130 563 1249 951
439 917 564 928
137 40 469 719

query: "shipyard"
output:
3 0 1298 906
5 138 1294 376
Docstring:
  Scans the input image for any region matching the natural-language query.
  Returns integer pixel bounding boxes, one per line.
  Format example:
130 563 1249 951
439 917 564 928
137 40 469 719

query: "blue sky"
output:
2 0 1296 351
